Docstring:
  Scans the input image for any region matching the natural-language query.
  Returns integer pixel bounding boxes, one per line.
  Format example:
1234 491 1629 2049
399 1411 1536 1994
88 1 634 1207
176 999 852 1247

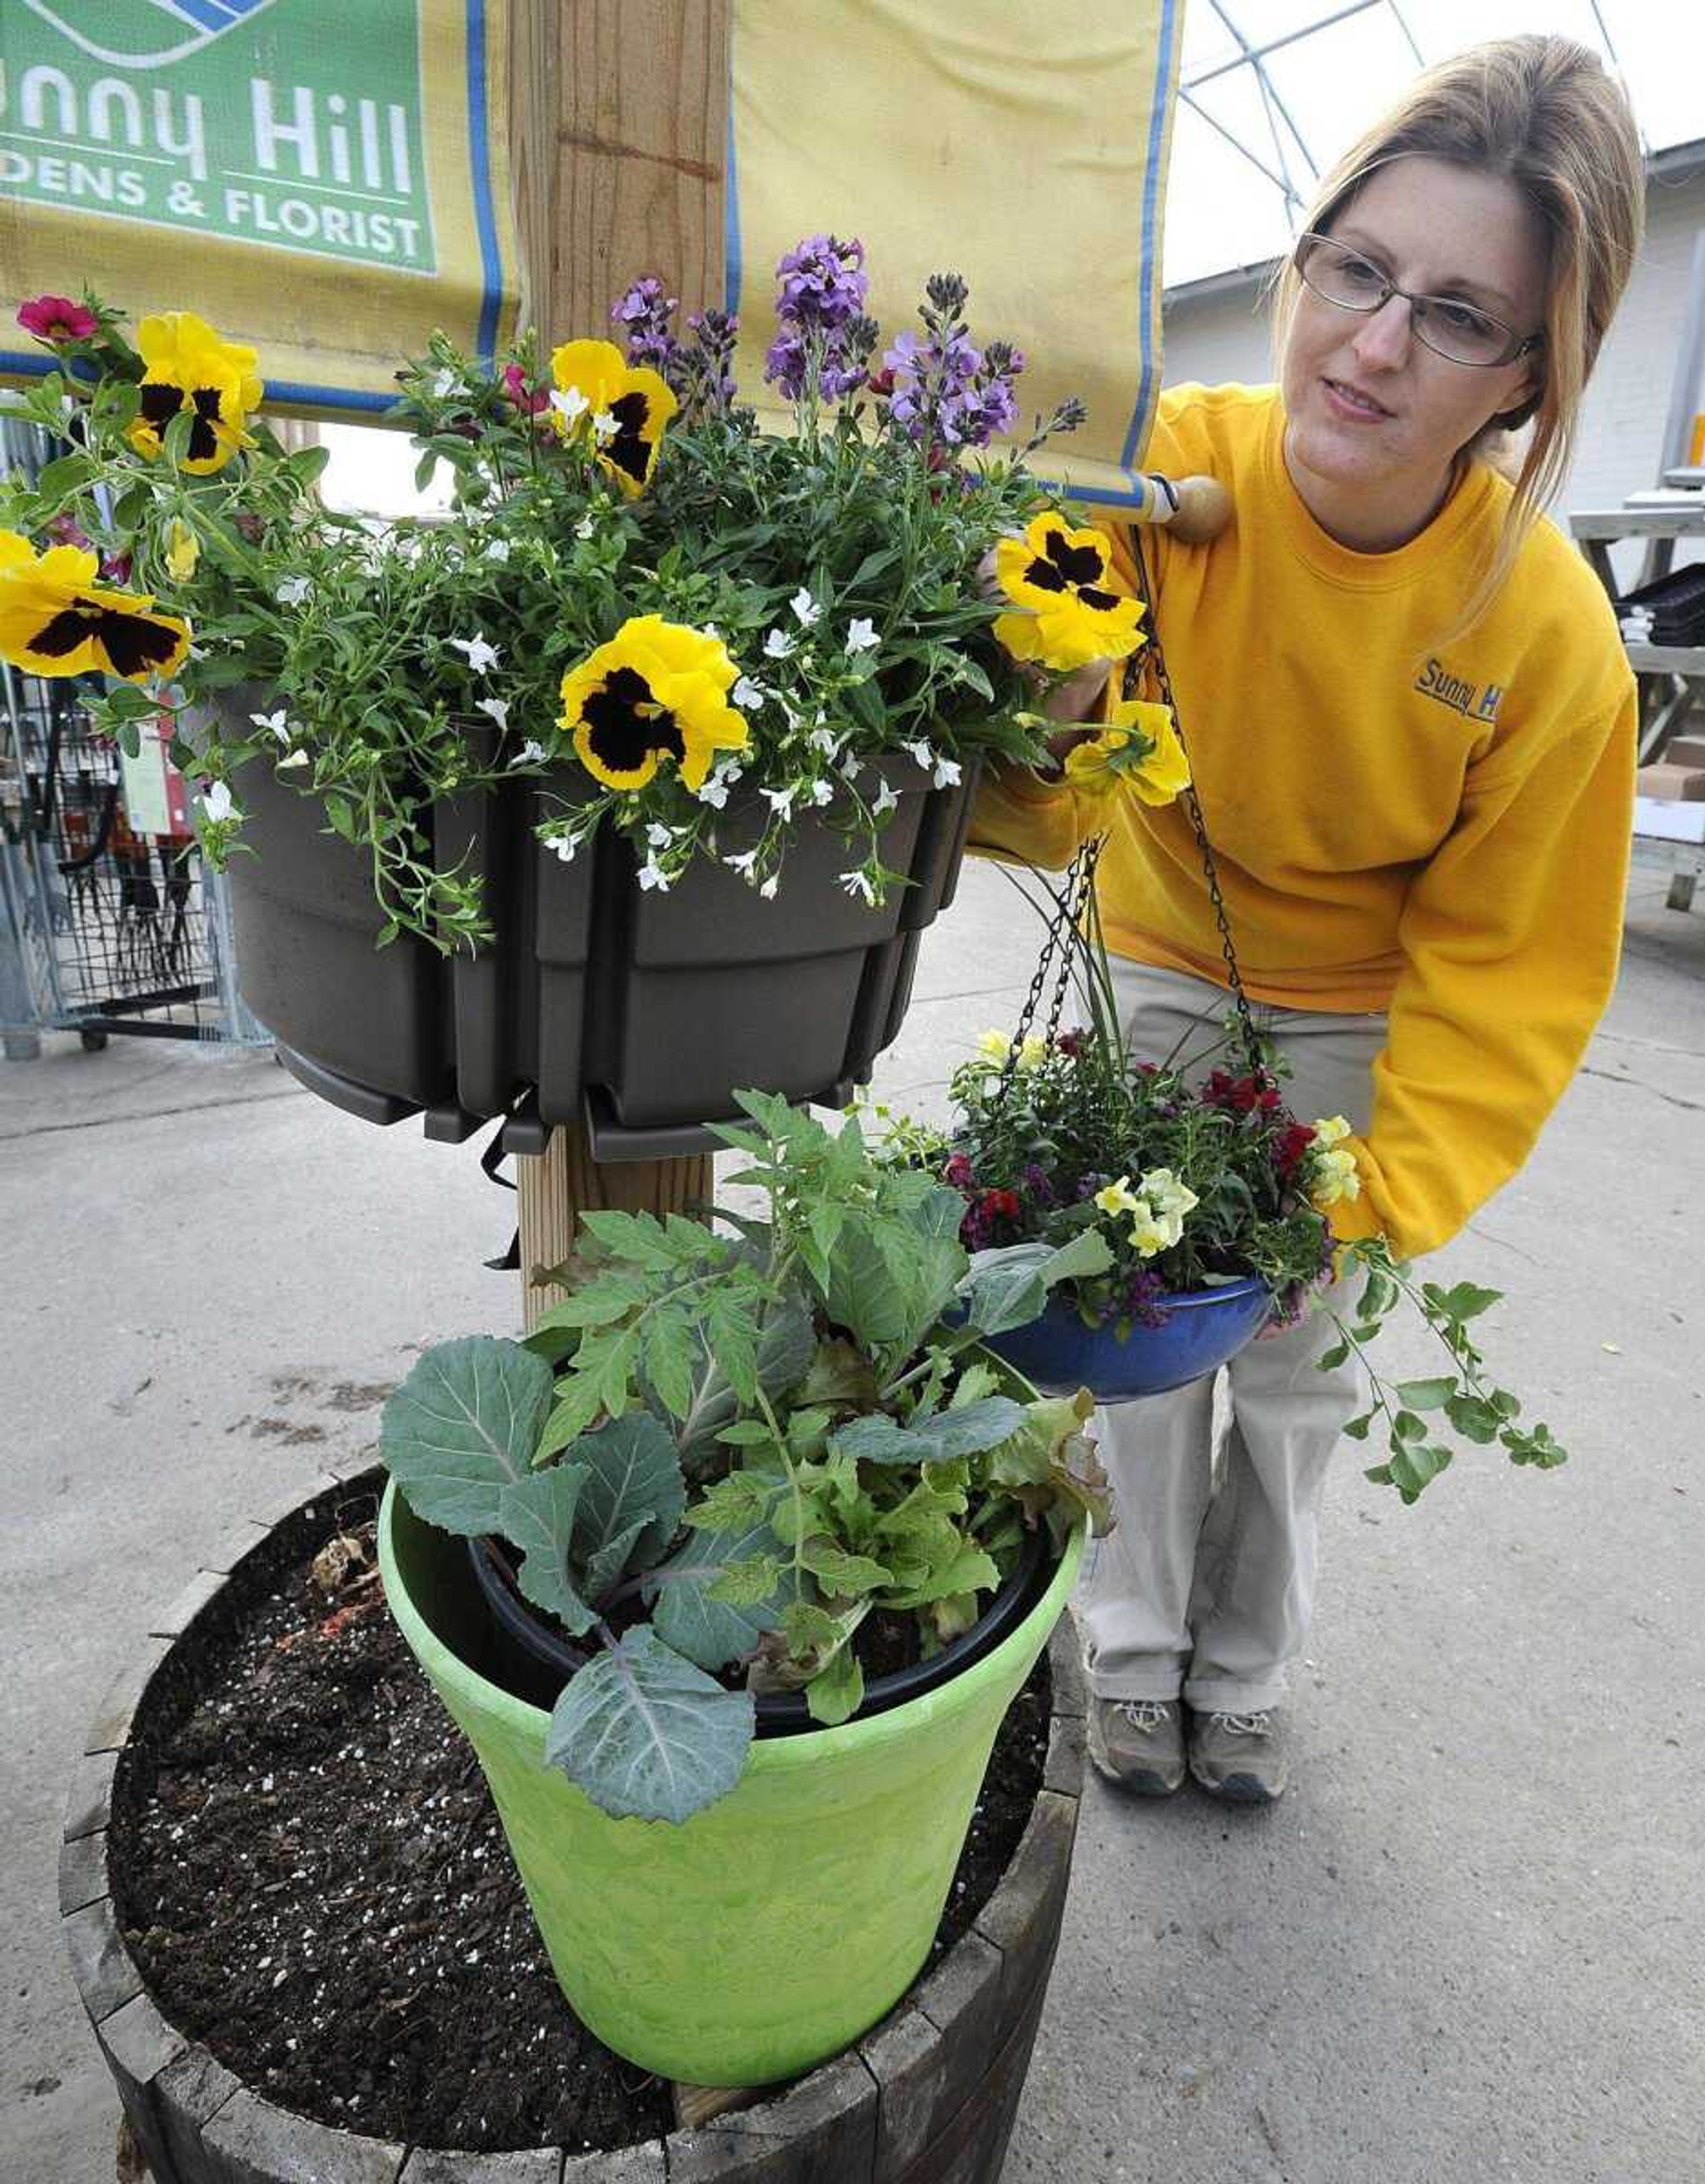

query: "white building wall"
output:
1158 164 1705 588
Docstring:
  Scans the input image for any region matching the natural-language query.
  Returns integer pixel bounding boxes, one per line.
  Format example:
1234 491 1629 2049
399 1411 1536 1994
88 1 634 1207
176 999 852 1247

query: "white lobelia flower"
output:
432 366 459 397
511 739 546 766
591 409 619 441
637 856 672 891
809 778 834 806
485 538 512 563
198 781 237 824
809 726 840 756
840 868 876 906
449 634 500 674
761 785 796 821
872 778 900 818
250 707 291 745
548 833 579 864
475 696 512 731
551 386 590 426
790 587 821 628
574 512 596 540
902 737 934 771
278 748 310 771
844 616 880 654
723 848 761 877
732 675 766 711
276 576 311 607
763 628 795 661
646 822 678 848
932 756 963 790
696 774 731 809
759 874 780 900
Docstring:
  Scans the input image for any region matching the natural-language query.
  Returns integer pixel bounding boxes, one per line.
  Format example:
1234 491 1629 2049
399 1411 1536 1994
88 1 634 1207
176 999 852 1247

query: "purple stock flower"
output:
611 275 685 389
1021 1162 1055 1207
764 236 874 402
883 316 1024 451
773 234 868 330
686 308 738 407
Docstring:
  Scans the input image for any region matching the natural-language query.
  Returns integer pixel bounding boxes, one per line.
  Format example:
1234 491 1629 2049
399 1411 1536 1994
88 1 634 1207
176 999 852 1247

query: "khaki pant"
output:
1078 960 1386 1714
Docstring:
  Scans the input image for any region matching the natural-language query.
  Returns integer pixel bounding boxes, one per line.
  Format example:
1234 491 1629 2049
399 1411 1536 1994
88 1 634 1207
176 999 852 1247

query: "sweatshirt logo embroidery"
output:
1414 656 1503 723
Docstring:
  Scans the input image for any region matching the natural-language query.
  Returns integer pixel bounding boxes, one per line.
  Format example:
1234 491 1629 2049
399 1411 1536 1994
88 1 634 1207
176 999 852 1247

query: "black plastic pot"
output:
466 1520 1053 1731
218 691 978 1157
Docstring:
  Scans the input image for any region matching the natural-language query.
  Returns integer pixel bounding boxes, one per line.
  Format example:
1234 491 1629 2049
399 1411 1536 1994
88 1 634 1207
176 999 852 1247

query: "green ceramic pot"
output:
378 1480 1082 2085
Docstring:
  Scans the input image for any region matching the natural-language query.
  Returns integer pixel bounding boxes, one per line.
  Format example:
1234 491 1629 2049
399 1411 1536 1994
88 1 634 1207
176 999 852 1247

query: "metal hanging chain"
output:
987 835 1102 1115
1126 524 1268 1082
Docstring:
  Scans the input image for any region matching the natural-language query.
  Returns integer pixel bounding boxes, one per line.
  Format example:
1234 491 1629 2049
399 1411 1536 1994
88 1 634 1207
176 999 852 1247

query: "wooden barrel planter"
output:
64 1465 1087 2184
223 701 979 1158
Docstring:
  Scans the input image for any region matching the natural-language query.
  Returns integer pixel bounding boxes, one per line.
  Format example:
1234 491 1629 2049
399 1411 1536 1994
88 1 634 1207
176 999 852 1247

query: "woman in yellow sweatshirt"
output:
971 36 1644 1803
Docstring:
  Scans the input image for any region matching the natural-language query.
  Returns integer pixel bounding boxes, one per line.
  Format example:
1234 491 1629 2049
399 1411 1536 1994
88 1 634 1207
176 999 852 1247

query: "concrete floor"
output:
2 859 1701 2184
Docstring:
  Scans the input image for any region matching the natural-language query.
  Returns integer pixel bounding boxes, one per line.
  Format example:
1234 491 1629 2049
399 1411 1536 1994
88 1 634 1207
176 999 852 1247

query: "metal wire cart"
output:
0 422 265 1063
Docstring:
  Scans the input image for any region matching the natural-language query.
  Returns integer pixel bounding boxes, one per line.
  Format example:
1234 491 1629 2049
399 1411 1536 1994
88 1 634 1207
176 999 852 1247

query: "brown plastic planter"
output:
220 694 977 1156
64 1466 1086 2184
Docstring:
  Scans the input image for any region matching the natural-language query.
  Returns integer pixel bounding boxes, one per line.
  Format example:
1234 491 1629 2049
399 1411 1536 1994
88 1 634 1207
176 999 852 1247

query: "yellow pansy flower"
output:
165 518 199 581
0 530 190 683
1313 1115 1352 1147
1063 700 1191 807
559 614 748 792
976 1029 1012 1062
549 338 678 496
993 514 1145 672
1017 1032 1049 1071
127 311 262 475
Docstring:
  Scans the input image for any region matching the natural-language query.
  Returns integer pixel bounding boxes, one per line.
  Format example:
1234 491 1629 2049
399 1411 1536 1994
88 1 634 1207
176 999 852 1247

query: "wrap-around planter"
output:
64 1463 1090 2184
225 697 979 1156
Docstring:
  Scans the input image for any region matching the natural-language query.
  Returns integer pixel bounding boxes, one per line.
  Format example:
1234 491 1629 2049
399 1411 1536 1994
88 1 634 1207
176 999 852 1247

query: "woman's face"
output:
1279 156 1548 548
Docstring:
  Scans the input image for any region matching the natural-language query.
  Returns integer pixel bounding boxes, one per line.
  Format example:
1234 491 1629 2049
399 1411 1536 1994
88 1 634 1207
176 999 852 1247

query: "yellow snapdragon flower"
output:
1094 1175 1140 1217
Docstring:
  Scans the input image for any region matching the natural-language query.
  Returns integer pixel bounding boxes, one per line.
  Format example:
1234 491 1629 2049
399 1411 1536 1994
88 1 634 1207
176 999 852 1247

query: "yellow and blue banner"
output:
1 1 1182 489
0 0 519 412
726 2 1184 509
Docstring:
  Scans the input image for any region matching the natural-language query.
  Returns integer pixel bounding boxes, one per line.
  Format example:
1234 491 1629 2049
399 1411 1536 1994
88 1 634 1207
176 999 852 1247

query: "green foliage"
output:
6 286 1077 947
1331 1240 1568 1504
380 1088 1101 1824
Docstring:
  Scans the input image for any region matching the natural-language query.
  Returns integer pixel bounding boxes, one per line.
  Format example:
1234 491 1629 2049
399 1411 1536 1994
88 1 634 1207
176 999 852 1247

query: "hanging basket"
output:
218 691 977 1155
980 1275 1272 1401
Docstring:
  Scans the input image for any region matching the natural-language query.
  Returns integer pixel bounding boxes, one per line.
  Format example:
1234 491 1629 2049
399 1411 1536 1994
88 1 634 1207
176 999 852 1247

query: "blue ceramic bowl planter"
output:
982 1275 1273 1401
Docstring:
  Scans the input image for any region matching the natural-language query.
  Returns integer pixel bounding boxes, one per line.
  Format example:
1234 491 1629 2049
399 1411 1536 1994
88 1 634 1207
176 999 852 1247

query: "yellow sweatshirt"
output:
971 382 1636 1259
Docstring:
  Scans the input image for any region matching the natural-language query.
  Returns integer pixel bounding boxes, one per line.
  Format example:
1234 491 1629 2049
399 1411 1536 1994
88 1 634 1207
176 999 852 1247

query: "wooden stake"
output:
509 0 730 1329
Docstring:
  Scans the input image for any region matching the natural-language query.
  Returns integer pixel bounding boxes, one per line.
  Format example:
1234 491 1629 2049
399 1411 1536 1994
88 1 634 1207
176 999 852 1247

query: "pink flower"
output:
101 551 132 586
45 513 92 552
502 363 548 416
18 296 99 342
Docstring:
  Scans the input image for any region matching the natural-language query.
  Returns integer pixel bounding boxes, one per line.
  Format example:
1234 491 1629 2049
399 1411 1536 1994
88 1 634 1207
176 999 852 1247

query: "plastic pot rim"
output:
379 1478 1084 1781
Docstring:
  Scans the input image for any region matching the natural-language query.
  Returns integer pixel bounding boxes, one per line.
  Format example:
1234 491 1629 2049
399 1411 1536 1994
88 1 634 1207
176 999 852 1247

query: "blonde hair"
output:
1271 35 1643 637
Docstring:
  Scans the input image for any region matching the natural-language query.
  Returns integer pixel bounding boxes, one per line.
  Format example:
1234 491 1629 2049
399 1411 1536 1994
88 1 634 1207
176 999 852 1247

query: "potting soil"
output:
109 1480 1051 2155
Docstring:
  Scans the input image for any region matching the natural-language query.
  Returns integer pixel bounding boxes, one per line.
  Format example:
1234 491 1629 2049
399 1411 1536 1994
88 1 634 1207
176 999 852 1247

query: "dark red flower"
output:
1205 1067 1281 1115
944 1152 977 1190
981 1187 1021 1223
18 295 98 342
1275 1122 1316 1180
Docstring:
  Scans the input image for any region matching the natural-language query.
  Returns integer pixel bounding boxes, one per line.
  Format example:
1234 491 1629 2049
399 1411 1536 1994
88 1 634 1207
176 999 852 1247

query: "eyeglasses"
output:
1293 232 1543 370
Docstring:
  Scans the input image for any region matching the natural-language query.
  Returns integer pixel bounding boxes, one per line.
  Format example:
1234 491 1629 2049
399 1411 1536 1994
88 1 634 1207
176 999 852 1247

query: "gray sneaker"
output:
1087 1698 1186 1795
1189 1709 1288 1804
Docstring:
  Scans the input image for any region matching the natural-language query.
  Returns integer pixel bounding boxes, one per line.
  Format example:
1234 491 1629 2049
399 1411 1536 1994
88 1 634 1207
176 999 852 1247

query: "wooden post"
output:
508 0 729 1329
